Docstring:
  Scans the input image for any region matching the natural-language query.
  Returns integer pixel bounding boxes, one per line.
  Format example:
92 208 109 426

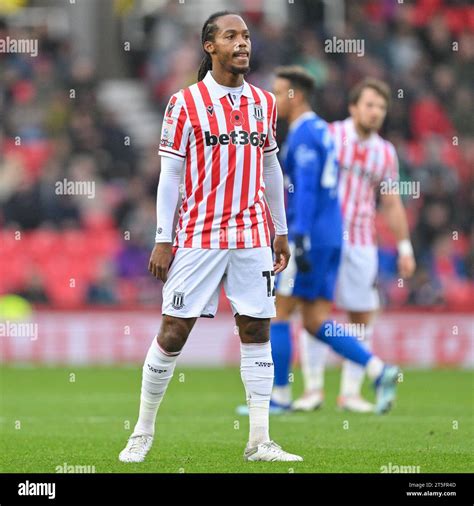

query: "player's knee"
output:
275 306 292 321
238 317 270 344
157 317 190 353
275 295 296 321
303 317 325 336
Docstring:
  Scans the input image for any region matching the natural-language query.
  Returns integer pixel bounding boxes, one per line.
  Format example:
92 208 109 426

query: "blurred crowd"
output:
1 0 473 309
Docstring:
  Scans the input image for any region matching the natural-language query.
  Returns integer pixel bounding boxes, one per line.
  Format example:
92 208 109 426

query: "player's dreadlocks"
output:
197 11 237 82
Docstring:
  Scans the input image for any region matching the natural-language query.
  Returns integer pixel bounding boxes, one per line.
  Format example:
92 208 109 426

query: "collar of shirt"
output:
289 110 317 132
203 70 253 99
344 117 378 145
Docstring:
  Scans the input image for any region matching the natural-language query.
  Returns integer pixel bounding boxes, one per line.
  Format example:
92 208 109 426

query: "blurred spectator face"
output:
425 202 449 229
454 87 472 111
205 15 251 76
433 232 454 258
349 88 387 134
433 65 455 95
427 15 450 49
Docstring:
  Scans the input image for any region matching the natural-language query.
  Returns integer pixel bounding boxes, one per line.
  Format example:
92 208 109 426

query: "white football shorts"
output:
334 243 380 312
162 247 276 318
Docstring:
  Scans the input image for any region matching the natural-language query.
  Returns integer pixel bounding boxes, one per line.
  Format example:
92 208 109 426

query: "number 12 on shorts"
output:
262 270 276 297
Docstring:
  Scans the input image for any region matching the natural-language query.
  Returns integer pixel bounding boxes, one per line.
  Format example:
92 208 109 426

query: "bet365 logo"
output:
204 130 267 148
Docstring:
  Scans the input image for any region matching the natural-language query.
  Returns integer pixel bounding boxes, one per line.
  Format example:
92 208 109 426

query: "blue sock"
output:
270 321 292 387
315 320 372 367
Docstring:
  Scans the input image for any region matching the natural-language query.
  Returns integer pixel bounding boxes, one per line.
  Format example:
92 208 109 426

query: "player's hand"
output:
294 234 311 273
398 254 416 279
149 243 173 282
273 235 290 274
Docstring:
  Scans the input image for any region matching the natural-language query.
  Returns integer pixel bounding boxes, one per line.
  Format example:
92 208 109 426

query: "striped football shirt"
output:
329 117 399 245
158 71 278 249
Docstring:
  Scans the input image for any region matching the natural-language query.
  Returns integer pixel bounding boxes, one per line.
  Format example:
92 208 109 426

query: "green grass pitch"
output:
0 366 472 473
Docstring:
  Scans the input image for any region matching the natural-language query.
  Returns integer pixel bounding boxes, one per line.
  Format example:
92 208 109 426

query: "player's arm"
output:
379 144 415 279
149 156 184 282
263 94 290 274
263 152 290 274
150 92 190 282
379 192 416 279
291 142 320 272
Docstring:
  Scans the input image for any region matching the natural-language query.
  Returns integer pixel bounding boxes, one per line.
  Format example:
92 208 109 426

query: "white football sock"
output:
240 342 273 447
133 336 180 437
300 329 328 392
366 356 385 382
340 325 373 397
272 385 291 405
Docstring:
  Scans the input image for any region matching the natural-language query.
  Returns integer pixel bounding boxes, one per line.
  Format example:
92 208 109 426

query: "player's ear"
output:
203 40 216 55
295 88 305 106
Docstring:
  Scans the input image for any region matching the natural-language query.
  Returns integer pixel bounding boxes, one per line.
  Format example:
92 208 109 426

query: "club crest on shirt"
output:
253 104 264 121
172 291 185 310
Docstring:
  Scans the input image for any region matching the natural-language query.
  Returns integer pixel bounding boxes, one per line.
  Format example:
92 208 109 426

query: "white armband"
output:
397 239 414 257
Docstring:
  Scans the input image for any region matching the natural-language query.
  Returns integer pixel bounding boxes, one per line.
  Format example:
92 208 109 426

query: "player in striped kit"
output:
119 11 302 463
293 78 416 413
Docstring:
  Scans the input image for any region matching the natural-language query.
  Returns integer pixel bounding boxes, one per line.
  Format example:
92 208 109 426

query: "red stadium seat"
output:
60 230 91 259
85 230 121 257
0 231 22 257
41 254 89 307
387 281 409 308
27 230 60 262
444 280 474 311
0 256 28 292
3 138 53 180
82 212 116 231
45 278 88 307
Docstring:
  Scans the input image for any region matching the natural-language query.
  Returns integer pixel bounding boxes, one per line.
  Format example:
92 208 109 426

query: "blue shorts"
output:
276 245 341 302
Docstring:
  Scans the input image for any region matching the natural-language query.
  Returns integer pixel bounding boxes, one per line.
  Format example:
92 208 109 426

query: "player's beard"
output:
358 121 378 136
229 64 251 75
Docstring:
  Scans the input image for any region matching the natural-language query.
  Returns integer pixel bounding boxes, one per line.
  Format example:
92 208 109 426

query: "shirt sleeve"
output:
158 91 191 161
155 156 185 243
262 152 288 235
263 93 279 157
380 141 399 183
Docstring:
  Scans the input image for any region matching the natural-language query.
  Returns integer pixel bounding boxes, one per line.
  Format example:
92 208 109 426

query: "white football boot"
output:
244 440 303 462
337 395 375 413
292 390 324 412
119 434 153 463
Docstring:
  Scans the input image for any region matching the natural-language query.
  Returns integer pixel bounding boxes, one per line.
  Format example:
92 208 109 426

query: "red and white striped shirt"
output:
329 118 399 246
158 71 278 249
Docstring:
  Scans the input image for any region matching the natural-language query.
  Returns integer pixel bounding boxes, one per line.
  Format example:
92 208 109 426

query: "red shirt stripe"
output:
197 81 221 248
182 88 206 247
